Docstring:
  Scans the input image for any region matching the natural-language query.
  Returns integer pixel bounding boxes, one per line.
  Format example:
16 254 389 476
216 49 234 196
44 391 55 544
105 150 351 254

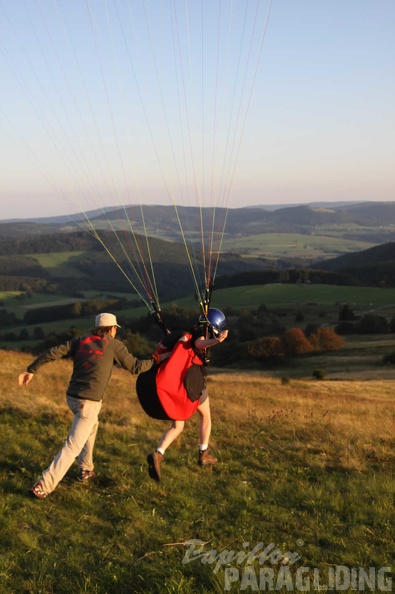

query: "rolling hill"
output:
0 229 275 300
2 201 395 243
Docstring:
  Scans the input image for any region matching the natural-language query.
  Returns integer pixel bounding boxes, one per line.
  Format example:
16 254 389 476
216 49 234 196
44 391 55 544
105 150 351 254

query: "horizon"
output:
1 1 394 220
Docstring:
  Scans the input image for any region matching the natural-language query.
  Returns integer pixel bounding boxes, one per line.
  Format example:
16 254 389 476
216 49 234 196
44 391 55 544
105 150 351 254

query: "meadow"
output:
220 233 375 260
31 252 90 279
0 349 394 593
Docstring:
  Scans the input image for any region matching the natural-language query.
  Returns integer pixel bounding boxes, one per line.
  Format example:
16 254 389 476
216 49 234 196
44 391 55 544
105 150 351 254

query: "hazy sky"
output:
1 0 394 220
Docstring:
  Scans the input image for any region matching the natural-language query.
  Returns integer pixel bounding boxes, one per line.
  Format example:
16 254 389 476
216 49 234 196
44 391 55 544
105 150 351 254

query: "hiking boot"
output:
147 451 164 481
29 480 47 499
80 469 97 481
198 449 218 466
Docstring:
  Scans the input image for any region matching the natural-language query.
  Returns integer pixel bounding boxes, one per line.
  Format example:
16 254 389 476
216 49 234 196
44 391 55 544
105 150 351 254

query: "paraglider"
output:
144 307 229 481
137 307 229 421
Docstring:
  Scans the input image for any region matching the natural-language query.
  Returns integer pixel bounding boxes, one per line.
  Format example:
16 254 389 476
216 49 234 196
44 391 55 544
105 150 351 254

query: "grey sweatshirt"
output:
27 334 154 401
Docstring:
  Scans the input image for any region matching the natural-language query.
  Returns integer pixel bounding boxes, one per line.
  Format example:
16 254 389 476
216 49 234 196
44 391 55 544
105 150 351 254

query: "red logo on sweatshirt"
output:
78 336 108 361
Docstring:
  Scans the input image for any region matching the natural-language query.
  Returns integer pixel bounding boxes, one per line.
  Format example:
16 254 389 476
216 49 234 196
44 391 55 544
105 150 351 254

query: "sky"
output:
0 0 394 221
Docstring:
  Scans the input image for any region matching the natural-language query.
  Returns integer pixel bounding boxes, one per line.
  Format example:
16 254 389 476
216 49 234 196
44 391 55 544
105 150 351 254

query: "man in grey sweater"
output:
18 312 154 499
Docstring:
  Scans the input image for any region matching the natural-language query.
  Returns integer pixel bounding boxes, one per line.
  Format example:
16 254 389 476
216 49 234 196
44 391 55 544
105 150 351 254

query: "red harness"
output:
136 332 207 421
155 333 204 420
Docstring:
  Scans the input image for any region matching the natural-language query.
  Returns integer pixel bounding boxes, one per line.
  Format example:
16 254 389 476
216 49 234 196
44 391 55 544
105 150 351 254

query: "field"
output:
1 350 394 593
5 282 395 327
189 284 395 309
75 226 378 260
32 252 90 278
221 233 375 260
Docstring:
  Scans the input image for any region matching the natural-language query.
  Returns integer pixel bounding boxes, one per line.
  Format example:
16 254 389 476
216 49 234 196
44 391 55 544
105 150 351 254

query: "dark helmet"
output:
200 308 228 332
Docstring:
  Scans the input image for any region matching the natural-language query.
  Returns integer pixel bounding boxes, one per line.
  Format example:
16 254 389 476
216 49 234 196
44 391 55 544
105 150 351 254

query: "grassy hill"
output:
313 241 395 271
1 349 394 593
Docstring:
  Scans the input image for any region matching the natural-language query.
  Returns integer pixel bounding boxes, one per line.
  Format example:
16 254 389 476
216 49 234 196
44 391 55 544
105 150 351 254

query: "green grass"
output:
2 292 87 319
175 283 395 310
30 252 90 278
1 352 394 593
31 251 85 267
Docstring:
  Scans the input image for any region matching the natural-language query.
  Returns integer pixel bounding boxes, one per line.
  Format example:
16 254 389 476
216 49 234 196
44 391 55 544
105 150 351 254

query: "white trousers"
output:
39 395 102 495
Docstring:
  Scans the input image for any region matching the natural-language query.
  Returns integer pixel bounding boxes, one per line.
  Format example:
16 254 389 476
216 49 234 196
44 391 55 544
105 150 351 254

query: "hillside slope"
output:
312 242 395 286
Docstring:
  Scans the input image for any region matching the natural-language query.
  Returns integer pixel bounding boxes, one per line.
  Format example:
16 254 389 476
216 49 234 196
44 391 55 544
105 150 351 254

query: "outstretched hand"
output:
18 372 34 387
194 328 229 351
216 329 229 343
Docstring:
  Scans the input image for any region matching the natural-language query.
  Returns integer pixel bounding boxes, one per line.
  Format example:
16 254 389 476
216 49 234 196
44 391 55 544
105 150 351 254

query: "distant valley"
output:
1 201 395 299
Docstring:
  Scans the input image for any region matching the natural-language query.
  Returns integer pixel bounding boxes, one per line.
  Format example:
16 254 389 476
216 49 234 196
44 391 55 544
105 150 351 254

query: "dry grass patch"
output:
5 353 394 466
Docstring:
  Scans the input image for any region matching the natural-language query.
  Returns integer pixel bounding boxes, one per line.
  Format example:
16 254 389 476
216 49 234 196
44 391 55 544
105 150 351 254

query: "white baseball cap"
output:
95 313 121 328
